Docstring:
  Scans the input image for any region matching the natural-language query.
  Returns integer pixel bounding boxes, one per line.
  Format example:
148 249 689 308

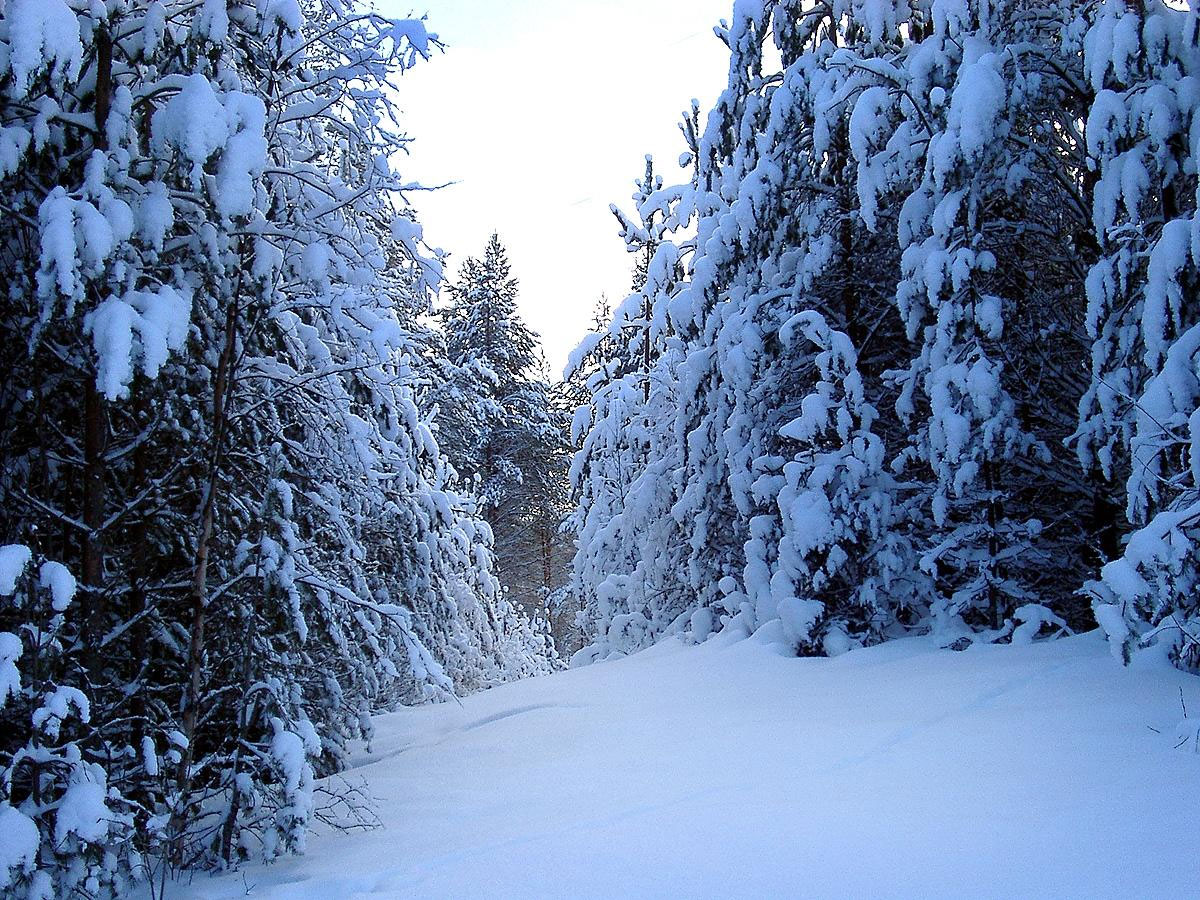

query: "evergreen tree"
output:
0 1 549 889
1080 0 1200 670
436 235 564 634
566 0 1118 663
567 151 697 661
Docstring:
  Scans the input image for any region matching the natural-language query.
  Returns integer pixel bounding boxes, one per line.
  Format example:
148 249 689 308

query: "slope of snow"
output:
169 632 1200 898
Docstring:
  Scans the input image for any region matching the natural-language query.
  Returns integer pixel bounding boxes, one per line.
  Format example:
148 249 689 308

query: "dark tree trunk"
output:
82 27 113 655
173 294 240 854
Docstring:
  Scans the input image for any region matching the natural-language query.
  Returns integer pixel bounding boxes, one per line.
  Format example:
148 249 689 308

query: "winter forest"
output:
2 0 1200 897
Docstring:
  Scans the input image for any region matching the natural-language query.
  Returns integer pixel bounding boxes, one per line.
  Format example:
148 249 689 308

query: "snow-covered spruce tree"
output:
568 3 926 657
844 0 1097 636
434 234 564 629
146 4 551 868
566 346 652 660
437 234 542 501
0 0 247 882
560 295 615 416
658 5 778 638
697 1 928 652
756 313 896 655
1079 1 1200 669
0 0 548 884
560 295 623 654
566 4 890 657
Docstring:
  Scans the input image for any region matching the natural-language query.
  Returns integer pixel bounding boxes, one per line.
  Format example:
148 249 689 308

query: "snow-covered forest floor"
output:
166 632 1199 899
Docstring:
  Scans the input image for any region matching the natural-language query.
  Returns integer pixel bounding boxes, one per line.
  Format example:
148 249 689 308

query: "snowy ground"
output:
167 631 1200 898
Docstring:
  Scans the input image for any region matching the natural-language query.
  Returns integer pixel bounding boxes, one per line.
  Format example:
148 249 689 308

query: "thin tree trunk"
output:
642 240 653 404
95 27 112 145
835 119 863 349
172 296 240 855
82 26 113 654
219 605 255 863
541 525 552 598
985 460 1002 631
82 384 106 620
128 390 150 741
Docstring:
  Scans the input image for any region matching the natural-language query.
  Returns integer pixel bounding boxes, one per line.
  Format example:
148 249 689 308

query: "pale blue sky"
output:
378 0 732 374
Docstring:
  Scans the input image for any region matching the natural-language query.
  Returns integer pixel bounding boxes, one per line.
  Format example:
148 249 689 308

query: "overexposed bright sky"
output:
379 0 733 375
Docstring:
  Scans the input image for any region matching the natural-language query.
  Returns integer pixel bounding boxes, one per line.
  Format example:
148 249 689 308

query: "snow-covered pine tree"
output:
567 149 699 660
0 0 273 881
0 547 138 898
0 0 549 886
709 0 924 650
1079 0 1200 669
569 2 924 657
439 234 542 501
659 3 777 634
760 313 896 654
434 234 564 631
846 0 1096 637
568 0 1103 659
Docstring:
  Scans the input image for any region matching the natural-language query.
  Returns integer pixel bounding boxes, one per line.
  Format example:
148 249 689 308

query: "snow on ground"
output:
169 631 1200 898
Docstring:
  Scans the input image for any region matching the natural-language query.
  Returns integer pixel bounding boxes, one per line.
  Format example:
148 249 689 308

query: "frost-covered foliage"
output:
567 155 695 661
0 0 548 888
1079 1 1200 670
568 0 1190 665
431 234 569 645
751 312 899 654
0 549 138 898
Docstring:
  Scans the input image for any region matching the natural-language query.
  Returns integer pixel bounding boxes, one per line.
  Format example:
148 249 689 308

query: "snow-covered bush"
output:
0 548 137 898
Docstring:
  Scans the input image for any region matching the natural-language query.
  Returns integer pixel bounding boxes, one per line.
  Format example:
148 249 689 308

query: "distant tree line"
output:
432 233 578 652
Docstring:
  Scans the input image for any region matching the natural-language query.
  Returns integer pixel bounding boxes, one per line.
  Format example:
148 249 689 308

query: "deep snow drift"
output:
169 631 1200 898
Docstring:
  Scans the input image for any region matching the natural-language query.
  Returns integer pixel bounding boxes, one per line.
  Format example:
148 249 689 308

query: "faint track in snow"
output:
828 657 1080 772
346 703 585 770
459 703 566 731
